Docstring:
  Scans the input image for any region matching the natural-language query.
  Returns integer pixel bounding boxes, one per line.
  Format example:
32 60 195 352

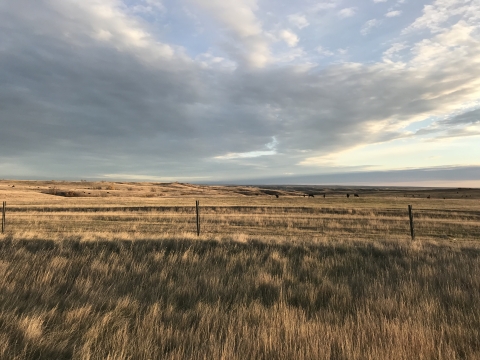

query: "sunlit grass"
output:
0 180 479 359
1 238 480 359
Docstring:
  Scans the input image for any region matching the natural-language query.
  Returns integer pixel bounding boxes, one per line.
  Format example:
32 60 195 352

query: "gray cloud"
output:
0 2 205 154
441 108 480 126
0 0 479 181
208 166 480 186
414 108 480 138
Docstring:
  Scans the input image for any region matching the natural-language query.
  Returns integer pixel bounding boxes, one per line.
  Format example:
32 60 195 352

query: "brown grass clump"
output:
43 188 79 197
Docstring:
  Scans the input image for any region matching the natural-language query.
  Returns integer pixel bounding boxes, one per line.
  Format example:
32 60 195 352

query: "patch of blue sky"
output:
121 0 213 58
280 7 414 66
162 23 213 59
404 116 438 133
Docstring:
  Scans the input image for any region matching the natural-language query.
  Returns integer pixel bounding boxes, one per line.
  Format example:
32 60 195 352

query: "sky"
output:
1 0 480 186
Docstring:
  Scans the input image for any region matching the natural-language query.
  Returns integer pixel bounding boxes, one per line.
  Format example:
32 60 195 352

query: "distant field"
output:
1 180 479 242
0 180 479 359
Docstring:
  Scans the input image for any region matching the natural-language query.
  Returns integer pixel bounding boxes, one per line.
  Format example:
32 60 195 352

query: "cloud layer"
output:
0 0 479 183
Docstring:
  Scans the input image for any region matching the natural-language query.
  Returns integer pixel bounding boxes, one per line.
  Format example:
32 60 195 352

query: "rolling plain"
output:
0 180 479 359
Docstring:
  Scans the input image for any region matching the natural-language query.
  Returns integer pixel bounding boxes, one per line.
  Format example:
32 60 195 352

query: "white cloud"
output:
361 19 382 35
386 10 402 17
191 0 261 38
51 0 176 62
145 0 165 10
190 0 271 67
316 46 334 57
274 47 307 64
373 0 388 3
383 42 407 61
409 21 479 68
338 7 356 18
215 150 276 159
288 13 309 29
216 137 278 159
279 29 299 47
402 0 476 34
93 29 113 41
311 1 338 11
196 51 237 71
131 0 165 14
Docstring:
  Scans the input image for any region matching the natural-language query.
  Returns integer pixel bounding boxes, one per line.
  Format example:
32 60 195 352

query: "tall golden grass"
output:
1 238 480 359
0 180 479 359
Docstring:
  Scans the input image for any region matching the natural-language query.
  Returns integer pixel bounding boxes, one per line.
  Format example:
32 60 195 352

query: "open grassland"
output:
0 180 480 359
1 238 480 359
1 180 479 242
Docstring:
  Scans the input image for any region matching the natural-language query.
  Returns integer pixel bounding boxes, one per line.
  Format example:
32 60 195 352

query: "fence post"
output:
2 201 5 234
196 200 200 236
408 205 415 241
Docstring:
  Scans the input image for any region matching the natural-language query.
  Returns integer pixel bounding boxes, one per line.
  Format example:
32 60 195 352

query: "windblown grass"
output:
1 238 480 359
0 180 479 359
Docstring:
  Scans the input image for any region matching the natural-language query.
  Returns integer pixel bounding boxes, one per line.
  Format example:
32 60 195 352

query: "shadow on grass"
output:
2 237 479 308
1 237 480 359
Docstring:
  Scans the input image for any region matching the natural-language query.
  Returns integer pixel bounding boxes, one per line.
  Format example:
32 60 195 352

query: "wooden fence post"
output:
408 205 415 241
2 201 5 234
196 200 200 236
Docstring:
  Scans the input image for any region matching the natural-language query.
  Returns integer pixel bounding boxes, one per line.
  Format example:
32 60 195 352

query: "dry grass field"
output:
0 180 479 359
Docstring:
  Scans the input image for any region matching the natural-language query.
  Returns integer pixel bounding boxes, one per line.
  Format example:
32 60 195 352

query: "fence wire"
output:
2 204 479 241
